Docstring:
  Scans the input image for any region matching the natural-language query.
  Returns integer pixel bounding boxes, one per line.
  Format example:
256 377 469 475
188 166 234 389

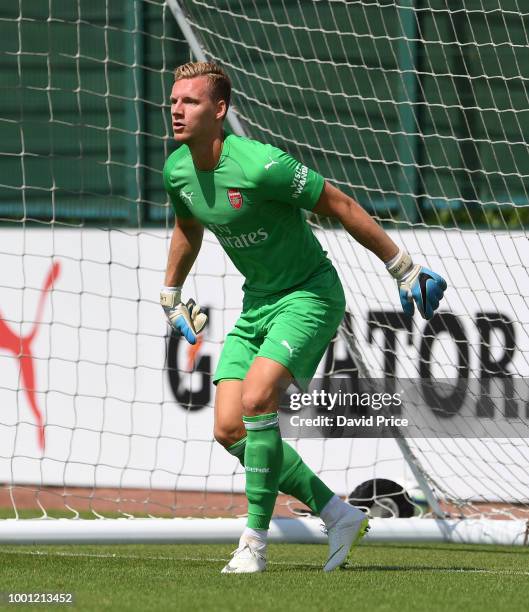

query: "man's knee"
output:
213 379 245 448
213 421 245 448
241 357 291 416
241 386 276 416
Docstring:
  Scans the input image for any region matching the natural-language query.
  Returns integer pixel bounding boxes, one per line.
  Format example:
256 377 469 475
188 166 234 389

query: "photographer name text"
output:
289 414 408 428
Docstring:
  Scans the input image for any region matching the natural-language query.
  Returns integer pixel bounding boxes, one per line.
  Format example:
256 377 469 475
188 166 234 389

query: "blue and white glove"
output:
386 249 447 320
160 287 207 345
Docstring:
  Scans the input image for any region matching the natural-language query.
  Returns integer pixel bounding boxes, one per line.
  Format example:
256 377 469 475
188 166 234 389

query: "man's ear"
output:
216 99 227 121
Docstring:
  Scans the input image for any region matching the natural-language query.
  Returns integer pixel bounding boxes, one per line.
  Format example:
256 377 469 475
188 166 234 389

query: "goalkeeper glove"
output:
386 249 447 320
160 287 207 345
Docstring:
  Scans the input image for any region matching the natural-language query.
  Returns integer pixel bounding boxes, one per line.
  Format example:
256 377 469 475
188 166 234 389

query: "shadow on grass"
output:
364 543 529 556
264 563 493 574
344 564 490 573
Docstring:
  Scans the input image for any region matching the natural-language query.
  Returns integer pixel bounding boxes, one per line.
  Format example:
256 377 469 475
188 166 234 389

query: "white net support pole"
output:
0 517 526 546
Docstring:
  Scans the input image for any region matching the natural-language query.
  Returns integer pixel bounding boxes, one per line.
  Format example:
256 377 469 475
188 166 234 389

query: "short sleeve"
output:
260 145 325 211
163 158 194 218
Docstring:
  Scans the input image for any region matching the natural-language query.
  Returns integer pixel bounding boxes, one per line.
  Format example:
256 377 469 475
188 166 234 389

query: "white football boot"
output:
221 536 267 574
323 506 370 572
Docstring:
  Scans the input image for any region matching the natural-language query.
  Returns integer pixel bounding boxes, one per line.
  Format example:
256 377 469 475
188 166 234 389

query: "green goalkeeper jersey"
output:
163 134 332 297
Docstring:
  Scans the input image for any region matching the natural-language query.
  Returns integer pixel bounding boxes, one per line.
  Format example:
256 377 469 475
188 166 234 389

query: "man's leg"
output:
216 268 369 572
214 379 334 515
240 357 286 532
220 357 287 573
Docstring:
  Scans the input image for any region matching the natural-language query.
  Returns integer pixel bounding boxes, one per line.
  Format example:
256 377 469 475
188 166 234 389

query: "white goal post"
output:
1 0 529 545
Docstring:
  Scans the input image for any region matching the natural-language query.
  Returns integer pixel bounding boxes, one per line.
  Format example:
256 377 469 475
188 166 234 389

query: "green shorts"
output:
213 265 346 388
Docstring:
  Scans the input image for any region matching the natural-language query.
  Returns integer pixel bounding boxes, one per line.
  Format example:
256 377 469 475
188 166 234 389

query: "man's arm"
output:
161 216 207 344
312 181 398 263
164 216 204 286
313 181 447 320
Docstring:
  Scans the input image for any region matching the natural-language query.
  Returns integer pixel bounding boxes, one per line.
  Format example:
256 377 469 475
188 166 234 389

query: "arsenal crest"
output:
227 188 243 209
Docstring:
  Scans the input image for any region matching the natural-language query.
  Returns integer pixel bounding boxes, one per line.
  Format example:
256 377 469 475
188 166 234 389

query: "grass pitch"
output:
0 541 528 611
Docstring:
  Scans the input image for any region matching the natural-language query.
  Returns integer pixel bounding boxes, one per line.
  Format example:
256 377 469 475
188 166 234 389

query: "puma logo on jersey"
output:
180 190 194 206
281 340 294 357
264 159 278 170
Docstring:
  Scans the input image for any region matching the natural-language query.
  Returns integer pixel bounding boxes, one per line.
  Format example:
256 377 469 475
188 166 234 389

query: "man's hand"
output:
386 250 447 320
160 287 207 345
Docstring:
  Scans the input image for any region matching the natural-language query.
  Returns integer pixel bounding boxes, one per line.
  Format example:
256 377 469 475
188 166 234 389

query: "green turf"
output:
0 542 528 611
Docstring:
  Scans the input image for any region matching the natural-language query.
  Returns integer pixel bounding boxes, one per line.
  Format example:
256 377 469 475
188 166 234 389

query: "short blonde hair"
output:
174 62 231 118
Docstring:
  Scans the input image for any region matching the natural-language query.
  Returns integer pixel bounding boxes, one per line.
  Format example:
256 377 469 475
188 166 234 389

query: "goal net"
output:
1 0 529 544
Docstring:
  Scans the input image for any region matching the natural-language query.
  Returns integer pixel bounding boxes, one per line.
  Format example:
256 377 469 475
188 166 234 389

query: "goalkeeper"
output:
161 62 446 574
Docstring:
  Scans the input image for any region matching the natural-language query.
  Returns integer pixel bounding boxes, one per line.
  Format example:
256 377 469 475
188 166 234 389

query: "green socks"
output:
279 441 334 515
228 431 334 518
242 413 283 530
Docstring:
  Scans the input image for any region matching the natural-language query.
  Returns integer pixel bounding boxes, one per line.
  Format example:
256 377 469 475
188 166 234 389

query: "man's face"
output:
170 76 226 143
